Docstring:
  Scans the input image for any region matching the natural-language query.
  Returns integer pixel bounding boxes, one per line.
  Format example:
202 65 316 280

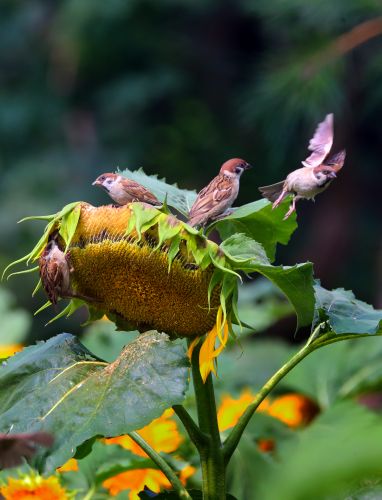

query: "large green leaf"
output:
314 284 382 335
119 167 197 216
0 332 189 472
221 235 314 329
213 198 297 261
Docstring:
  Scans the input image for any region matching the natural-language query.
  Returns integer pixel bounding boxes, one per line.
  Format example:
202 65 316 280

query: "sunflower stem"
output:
222 327 325 465
190 341 226 500
173 404 209 451
127 431 191 500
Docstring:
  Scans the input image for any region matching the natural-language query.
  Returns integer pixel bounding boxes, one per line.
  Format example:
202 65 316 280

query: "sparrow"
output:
259 114 346 220
92 173 161 206
39 232 96 305
0 432 53 469
188 158 252 227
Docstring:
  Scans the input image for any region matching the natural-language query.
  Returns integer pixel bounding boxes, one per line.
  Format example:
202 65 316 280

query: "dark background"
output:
0 0 381 340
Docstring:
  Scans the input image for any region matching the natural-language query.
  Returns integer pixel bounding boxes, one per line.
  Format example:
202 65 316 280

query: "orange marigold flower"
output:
179 465 196 485
267 393 319 428
0 474 68 500
0 344 23 358
218 389 270 432
104 409 182 457
103 468 171 498
57 458 78 473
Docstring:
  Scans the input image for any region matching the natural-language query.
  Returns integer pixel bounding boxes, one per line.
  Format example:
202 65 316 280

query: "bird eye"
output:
100 175 106 181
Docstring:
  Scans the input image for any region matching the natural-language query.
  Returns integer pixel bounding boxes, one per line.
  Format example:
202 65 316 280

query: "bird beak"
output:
328 172 337 179
92 180 100 186
244 163 252 170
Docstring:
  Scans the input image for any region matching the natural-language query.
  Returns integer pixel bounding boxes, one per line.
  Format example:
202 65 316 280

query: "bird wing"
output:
324 149 346 173
189 176 233 219
302 113 333 168
121 178 161 205
39 255 62 305
0 432 53 469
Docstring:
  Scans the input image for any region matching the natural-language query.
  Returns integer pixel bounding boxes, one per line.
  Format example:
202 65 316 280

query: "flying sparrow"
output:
259 114 346 220
188 158 252 227
39 232 96 305
92 173 161 206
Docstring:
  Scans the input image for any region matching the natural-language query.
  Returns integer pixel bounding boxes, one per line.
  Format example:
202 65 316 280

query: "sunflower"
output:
3 201 248 380
0 473 69 500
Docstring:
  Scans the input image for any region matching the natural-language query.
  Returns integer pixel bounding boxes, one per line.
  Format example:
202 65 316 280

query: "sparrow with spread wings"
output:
188 158 252 227
93 173 161 206
259 113 346 220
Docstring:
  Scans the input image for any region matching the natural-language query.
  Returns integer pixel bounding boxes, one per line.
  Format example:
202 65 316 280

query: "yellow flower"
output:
0 344 23 358
104 409 182 457
0 474 68 500
218 389 270 432
103 468 171 498
188 306 229 382
57 458 79 473
179 465 196 485
267 393 319 428
217 389 319 433
103 463 195 498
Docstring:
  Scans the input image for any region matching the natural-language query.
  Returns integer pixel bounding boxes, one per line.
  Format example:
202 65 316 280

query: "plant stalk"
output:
190 341 226 500
173 404 209 451
127 431 192 500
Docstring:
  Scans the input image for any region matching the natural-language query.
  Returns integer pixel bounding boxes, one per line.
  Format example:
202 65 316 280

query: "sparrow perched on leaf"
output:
39 232 96 305
188 158 252 227
259 113 346 220
93 173 161 206
0 432 53 469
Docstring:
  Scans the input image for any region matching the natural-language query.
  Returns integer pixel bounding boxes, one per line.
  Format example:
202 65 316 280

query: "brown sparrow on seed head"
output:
92 173 161 206
188 158 252 227
39 232 96 305
259 113 346 220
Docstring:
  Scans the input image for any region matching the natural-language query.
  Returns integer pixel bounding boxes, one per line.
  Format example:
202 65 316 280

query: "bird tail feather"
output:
258 181 286 203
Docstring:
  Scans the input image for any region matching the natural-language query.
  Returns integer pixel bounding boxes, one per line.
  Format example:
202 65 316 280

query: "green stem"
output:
222 340 314 465
190 341 225 500
82 486 96 500
173 404 209 451
127 431 191 500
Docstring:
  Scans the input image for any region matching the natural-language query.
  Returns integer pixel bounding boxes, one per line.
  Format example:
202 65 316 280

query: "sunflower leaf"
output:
313 284 382 335
0 331 189 472
213 199 297 262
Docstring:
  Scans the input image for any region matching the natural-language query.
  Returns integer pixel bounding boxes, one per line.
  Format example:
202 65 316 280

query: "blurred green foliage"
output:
1 1 381 336
0 286 31 345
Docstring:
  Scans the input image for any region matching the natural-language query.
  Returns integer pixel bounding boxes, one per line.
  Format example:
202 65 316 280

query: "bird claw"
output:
283 208 295 220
